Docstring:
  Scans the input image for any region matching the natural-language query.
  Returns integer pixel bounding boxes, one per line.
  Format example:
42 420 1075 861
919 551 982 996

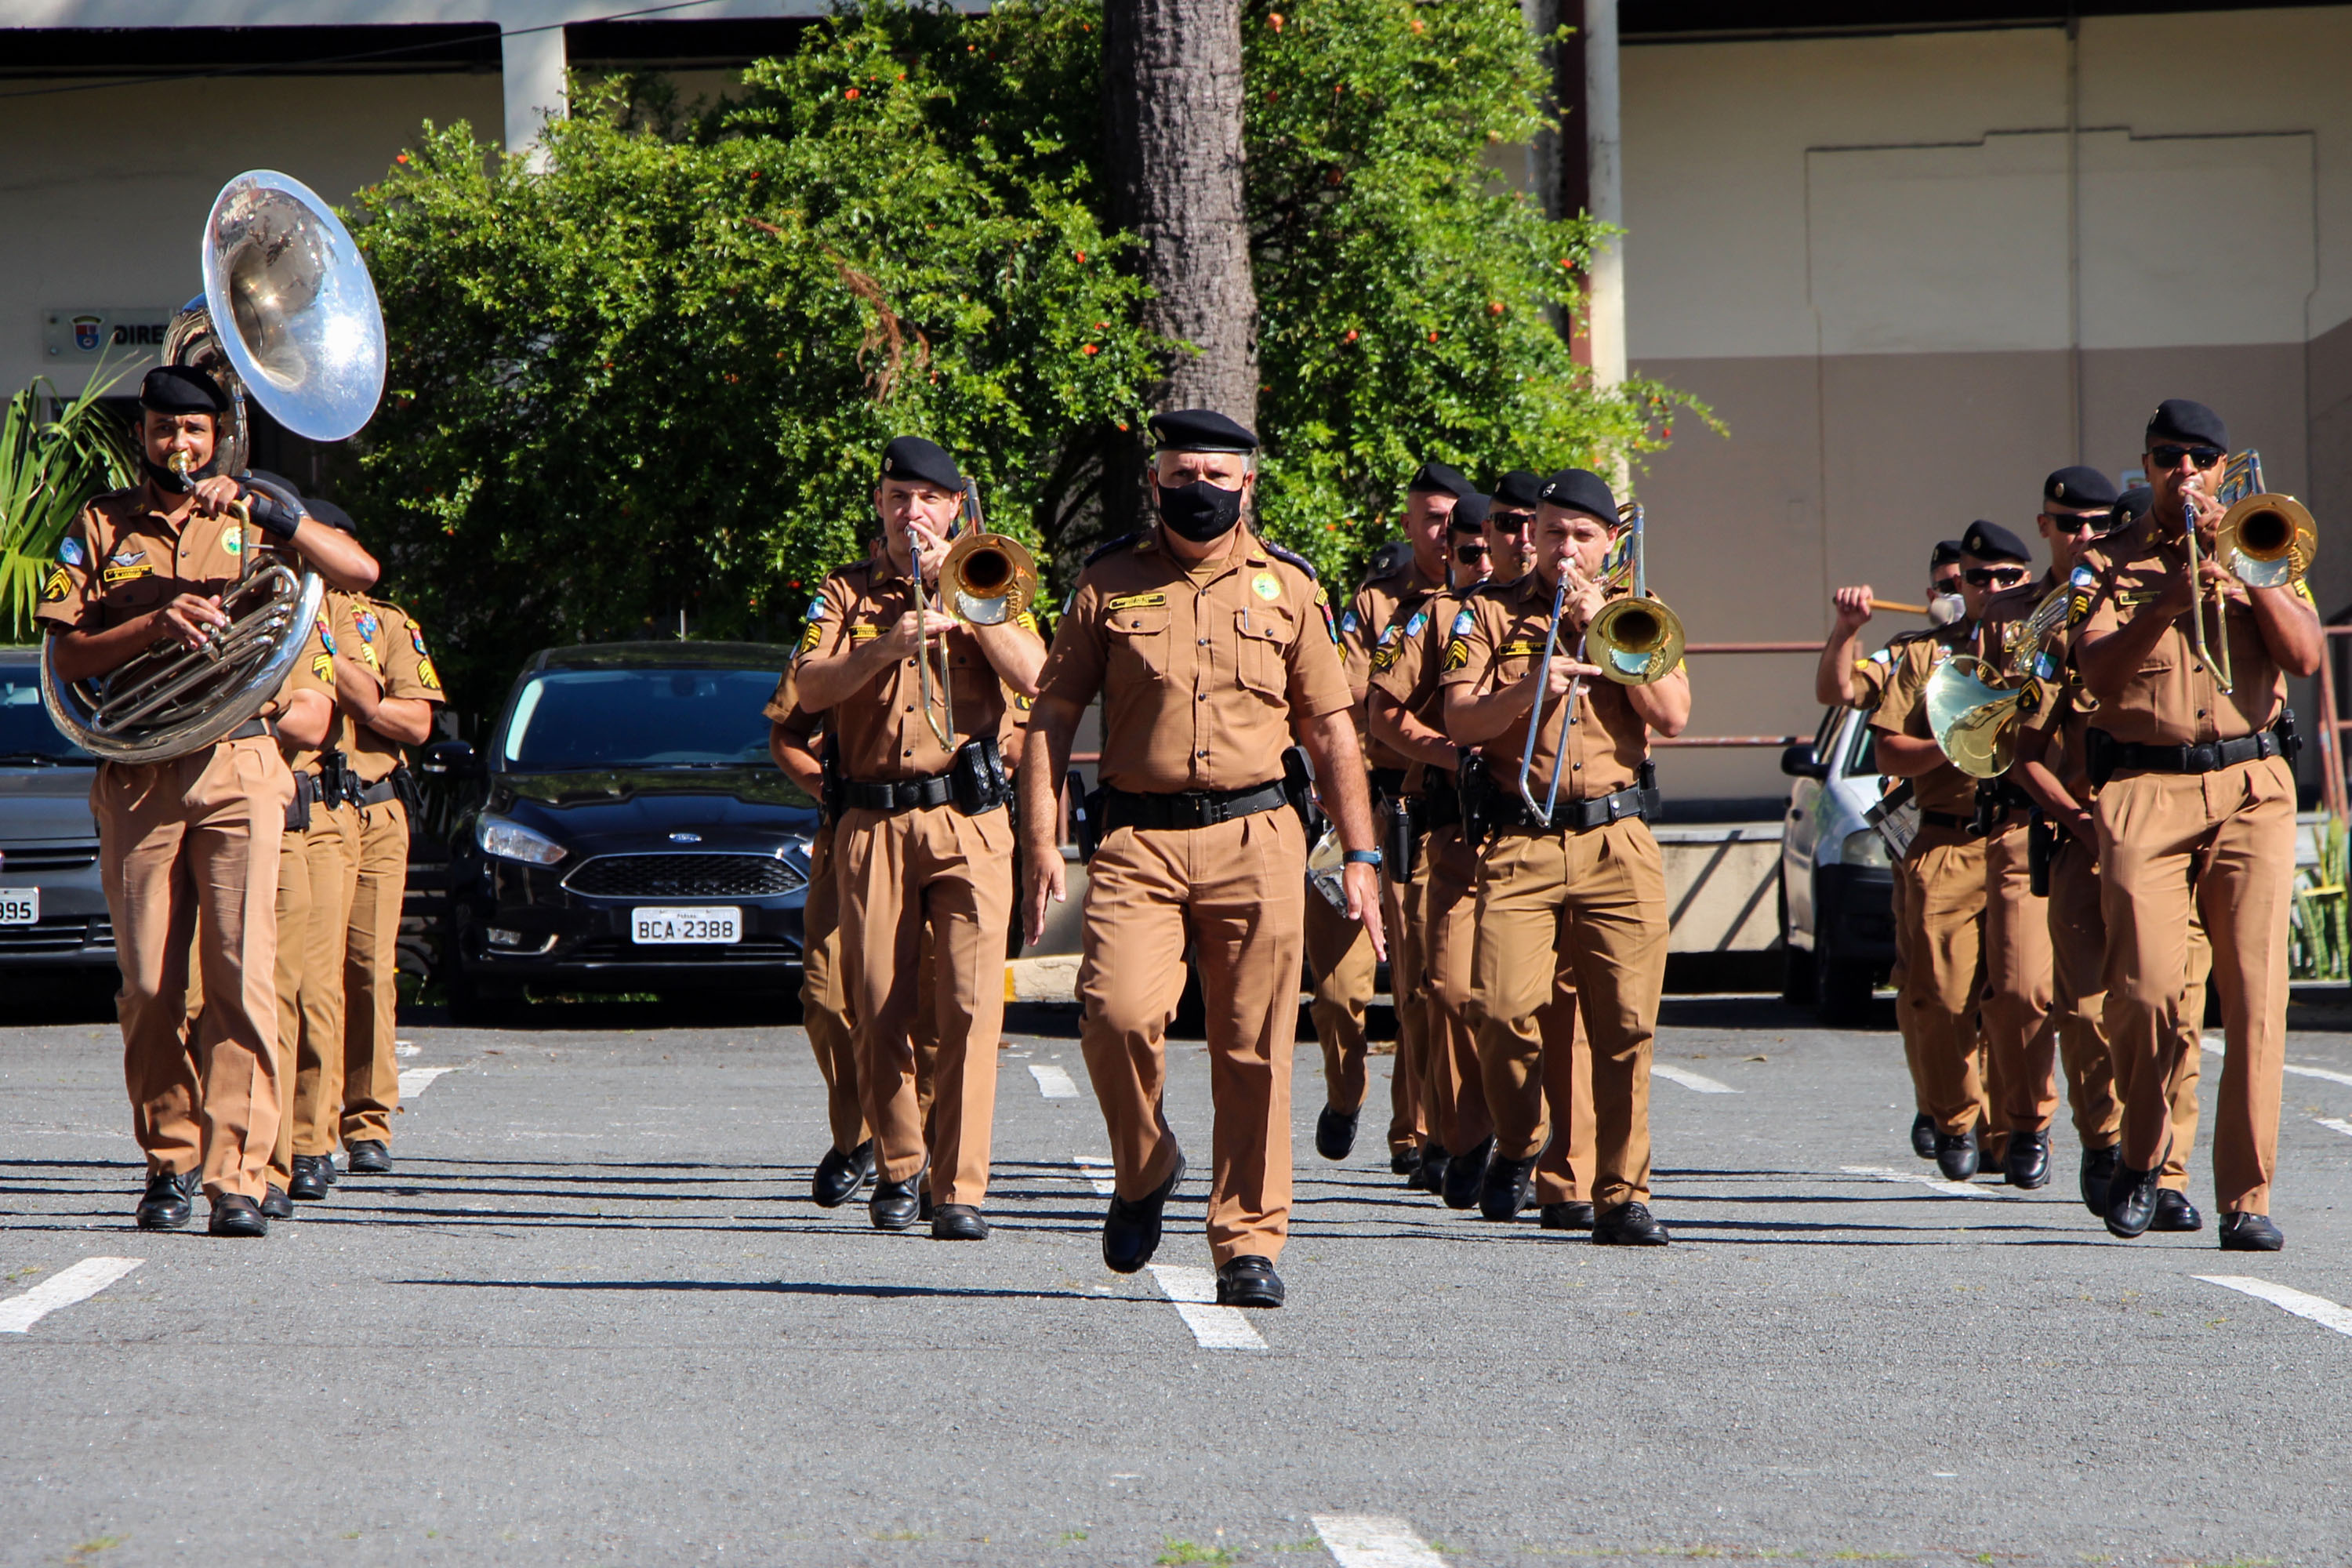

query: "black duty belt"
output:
1421 783 1462 831
1369 767 1409 803
358 775 402 807
1919 809 1987 837
1491 782 1654 834
2096 730 2282 775
843 771 956 814
1101 780 1287 834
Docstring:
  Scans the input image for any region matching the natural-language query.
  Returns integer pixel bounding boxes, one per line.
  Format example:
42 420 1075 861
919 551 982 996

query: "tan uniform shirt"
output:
345 598 445 783
1036 528 1352 793
1846 628 1933 711
34 485 254 637
1871 626 1979 817
804 558 1036 783
1344 560 1446 771
275 592 365 777
1437 572 1653 800
1368 583 1466 792
2076 511 2300 746
763 657 822 744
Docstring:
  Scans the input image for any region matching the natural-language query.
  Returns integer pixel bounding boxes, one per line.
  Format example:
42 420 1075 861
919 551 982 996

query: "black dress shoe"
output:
812 1139 874 1207
1102 1149 1185 1274
2080 1145 2120 1214
134 1168 199 1230
2219 1212 2284 1251
1539 1201 1595 1231
931 1203 988 1241
345 1140 392 1174
1442 1136 1492 1210
869 1171 924 1232
1215 1255 1285 1308
918 1186 935 1224
2104 1161 2161 1238
1480 1153 1537 1221
1910 1112 1937 1161
1389 1148 1420 1178
1415 1144 1450 1196
259 1185 295 1220
1935 1128 1980 1181
2003 1130 2052 1189
208 1193 269 1238
289 1156 335 1202
1592 1200 1670 1246
2151 1189 2203 1232
1315 1105 1359 1162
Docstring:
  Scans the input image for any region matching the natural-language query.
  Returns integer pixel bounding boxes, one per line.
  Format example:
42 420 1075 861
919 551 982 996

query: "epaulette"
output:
1264 540 1319 581
1083 531 1147 568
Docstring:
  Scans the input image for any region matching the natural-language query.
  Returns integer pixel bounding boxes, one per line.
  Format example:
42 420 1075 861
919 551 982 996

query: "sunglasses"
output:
1488 510 1534 534
2045 510 2106 534
1931 575 1963 596
2150 444 2225 470
1454 543 1489 567
1963 566 2028 587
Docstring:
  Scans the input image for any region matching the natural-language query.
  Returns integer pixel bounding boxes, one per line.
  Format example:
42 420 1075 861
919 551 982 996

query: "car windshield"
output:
499 667 777 771
0 663 94 763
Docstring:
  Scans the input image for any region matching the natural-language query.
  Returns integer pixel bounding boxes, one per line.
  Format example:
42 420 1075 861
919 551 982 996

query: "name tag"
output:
100 563 152 586
1106 591 1166 612
848 625 882 642
1498 639 1540 658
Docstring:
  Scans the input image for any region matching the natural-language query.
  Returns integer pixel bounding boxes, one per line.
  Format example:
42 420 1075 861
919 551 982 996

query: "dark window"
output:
498 667 775 771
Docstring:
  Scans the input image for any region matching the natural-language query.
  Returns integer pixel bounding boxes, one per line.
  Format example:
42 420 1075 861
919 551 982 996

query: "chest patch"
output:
1106 591 1166 612
1252 572 1282 602
101 562 152 586
222 530 242 556
1498 639 1541 659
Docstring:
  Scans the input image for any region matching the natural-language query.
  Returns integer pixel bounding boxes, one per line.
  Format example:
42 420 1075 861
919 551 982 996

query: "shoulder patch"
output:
1339 608 1360 636
1262 541 1318 581
56 535 85 568
805 594 827 622
1450 608 1475 637
1084 531 1147 568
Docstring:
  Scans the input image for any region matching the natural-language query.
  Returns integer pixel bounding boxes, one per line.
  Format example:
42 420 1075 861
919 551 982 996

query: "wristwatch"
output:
1343 849 1384 868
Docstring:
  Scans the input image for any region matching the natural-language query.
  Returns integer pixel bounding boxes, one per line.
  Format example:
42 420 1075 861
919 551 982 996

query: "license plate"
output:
0 888 35 925
630 906 740 945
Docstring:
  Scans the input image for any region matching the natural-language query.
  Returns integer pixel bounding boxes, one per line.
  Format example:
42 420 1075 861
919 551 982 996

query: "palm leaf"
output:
1 365 139 643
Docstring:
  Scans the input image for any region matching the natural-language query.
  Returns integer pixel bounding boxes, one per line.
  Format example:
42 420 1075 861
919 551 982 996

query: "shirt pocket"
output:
1232 608 1294 698
104 574 167 615
1107 604 1174 684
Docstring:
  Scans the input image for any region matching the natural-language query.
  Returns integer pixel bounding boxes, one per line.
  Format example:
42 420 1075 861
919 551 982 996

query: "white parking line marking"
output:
398 1067 456 1098
0 1258 143 1334
2316 1118 2352 1140
1312 1514 1447 1568
1651 1064 1737 1094
1073 1156 1117 1196
1029 1064 1080 1100
1146 1265 1267 1351
2201 1034 2352 1088
1842 1165 2013 1200
2196 1275 2352 1339
396 1040 419 1058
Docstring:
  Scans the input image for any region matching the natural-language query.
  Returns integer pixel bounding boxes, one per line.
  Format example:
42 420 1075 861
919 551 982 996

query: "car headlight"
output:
477 812 567 866
1840 828 1891 870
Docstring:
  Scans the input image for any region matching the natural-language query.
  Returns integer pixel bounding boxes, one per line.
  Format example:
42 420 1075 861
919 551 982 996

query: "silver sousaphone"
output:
43 170 385 763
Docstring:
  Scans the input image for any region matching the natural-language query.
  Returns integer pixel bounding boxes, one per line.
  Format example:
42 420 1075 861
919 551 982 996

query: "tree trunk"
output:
1101 0 1259 535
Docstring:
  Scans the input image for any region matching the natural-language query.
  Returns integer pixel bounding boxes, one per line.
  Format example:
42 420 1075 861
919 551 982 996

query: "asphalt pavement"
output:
5 988 2351 1568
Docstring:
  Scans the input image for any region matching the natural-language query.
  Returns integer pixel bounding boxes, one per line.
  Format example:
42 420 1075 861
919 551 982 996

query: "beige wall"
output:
1623 7 2352 805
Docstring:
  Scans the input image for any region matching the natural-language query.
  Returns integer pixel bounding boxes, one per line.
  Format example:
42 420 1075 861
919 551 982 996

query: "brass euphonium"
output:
1924 585 2072 779
2181 449 2318 695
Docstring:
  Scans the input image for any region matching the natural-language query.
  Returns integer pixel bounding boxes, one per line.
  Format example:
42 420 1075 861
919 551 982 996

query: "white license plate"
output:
630 906 740 945
0 888 36 925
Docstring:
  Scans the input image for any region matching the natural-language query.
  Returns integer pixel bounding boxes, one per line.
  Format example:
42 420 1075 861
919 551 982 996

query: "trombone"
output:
906 481 1044 750
2180 449 2317 696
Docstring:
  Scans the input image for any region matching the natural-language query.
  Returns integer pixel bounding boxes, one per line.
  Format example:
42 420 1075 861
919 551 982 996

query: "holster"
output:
1457 749 1496 845
2276 706 2304 764
285 769 314 833
1069 768 1102 864
2085 726 2118 789
318 748 358 811
390 763 423 818
1385 795 1421 880
2027 808 2054 898
818 741 844 826
1280 746 1326 838
949 736 1009 816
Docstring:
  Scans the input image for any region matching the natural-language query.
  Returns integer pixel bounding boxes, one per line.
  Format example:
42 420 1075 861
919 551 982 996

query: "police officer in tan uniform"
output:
1442 468 1690 1245
2073 399 2320 1250
335 582 445 1176
39 365 376 1236
1020 408 1383 1308
797 437 1044 1241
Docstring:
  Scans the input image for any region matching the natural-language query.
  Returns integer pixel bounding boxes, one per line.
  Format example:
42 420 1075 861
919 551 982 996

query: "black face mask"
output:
1155 479 1245 543
142 452 217 495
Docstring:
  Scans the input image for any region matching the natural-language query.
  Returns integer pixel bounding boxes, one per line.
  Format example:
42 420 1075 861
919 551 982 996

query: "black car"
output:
426 641 817 1012
0 648 114 975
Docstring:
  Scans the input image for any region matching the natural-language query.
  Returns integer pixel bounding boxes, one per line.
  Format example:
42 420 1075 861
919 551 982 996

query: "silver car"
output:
0 648 113 977
1778 703 1897 1023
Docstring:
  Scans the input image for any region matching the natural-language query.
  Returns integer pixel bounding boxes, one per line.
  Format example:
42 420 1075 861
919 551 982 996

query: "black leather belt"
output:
1920 809 1986 837
1492 782 1653 834
843 771 955 814
1102 781 1287 834
2099 730 2282 775
358 776 402 807
1369 767 1408 803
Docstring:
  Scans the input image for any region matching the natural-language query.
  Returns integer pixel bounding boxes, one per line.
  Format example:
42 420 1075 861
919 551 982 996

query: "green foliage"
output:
0 369 136 642
2290 815 2347 982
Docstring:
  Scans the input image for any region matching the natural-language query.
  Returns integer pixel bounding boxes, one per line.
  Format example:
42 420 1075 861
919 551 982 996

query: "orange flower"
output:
844 87 860 100
395 154 409 165
1269 11 1284 28
1488 301 1504 315
1075 250 1087 263
1427 331 1439 342
1082 344 1099 355
1344 328 1358 342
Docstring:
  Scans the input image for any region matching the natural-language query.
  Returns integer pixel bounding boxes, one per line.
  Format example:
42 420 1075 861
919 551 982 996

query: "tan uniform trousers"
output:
340 797 409 1147
801 825 938 1156
270 800 359 1182
837 802 1012 1207
1077 808 1308 1267
2096 759 2292 1214
1471 818 1666 1210
1895 826 1991 1138
96 735 292 1201
1302 880 1377 1127
2047 833 2205 1189
1983 815 2060 1136
1381 797 1434 1151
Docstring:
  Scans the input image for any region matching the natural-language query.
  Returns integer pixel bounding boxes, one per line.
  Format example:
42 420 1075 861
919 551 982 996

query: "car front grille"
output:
2 844 100 873
0 915 112 956
561 852 805 901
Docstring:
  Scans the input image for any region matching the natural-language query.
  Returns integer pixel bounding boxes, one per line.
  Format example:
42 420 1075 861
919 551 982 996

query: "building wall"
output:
1623 6 2352 805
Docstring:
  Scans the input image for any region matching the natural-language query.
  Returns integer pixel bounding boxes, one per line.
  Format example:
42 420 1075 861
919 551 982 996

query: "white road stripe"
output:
1073 1156 1117 1196
2200 1034 2352 1088
1146 1265 1267 1351
0 1258 143 1334
1842 1165 2013 1200
2196 1275 2352 1339
398 1066 456 1098
2316 1118 2352 1140
1651 1063 1737 1094
1312 1514 1447 1568
1029 1063 1080 1100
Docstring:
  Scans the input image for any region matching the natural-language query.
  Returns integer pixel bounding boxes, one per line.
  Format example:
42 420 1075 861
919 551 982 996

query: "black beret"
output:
878 435 964 492
1489 470 1544 510
1449 493 1491 532
306 498 358 537
140 365 228 416
1931 539 1965 568
1149 408 1258 453
1537 467 1617 522
2146 397 2227 452
2112 484 2154 528
1960 519 2031 565
2042 465 2118 513
1406 461 1474 500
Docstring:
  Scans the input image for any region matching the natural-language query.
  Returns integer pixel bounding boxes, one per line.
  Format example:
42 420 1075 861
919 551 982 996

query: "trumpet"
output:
906 482 1044 750
2181 450 2317 695
1923 585 2071 779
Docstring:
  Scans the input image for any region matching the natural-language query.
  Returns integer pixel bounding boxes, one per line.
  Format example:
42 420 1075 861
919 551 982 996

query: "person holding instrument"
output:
1019 408 1381 1308
2071 400 2321 1249
797 437 1044 1240
39 365 376 1236
1441 469 1690 1245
